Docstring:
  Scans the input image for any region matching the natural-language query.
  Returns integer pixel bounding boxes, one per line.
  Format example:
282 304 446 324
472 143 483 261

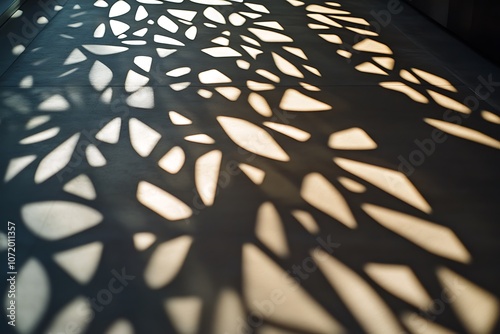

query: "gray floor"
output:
0 0 499 333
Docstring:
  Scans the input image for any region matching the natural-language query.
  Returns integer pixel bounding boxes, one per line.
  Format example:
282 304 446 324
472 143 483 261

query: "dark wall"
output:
405 0 500 64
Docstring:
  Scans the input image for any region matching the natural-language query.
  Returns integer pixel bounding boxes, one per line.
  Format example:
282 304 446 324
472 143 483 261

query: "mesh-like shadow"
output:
0 0 499 333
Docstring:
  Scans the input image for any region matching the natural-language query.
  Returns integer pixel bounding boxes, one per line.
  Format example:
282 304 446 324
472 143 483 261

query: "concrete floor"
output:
0 0 499 333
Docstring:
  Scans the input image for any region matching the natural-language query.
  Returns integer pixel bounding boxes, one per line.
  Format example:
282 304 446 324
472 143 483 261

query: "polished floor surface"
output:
0 0 499 333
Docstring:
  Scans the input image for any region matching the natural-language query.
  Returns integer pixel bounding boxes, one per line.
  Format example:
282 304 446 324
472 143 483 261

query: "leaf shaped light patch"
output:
217 116 290 161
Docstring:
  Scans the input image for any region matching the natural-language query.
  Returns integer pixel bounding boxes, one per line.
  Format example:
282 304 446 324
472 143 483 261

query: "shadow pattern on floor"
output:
0 0 499 333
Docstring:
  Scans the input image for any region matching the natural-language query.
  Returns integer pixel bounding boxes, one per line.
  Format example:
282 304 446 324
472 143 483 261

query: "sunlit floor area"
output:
0 0 499 333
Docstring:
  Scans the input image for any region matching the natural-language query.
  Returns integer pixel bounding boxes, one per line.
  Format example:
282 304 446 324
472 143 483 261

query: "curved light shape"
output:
53 242 103 284
63 174 97 200
144 235 193 288
312 250 404 334
217 116 290 161
164 297 202 334
279 89 331 112
425 118 500 149
22 201 102 240
45 297 91 334
362 204 471 263
129 118 161 157
243 244 345 333
34 133 80 183
328 127 377 150
14 258 50 333
255 202 290 257
301 173 356 228
195 150 222 206
137 181 192 221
